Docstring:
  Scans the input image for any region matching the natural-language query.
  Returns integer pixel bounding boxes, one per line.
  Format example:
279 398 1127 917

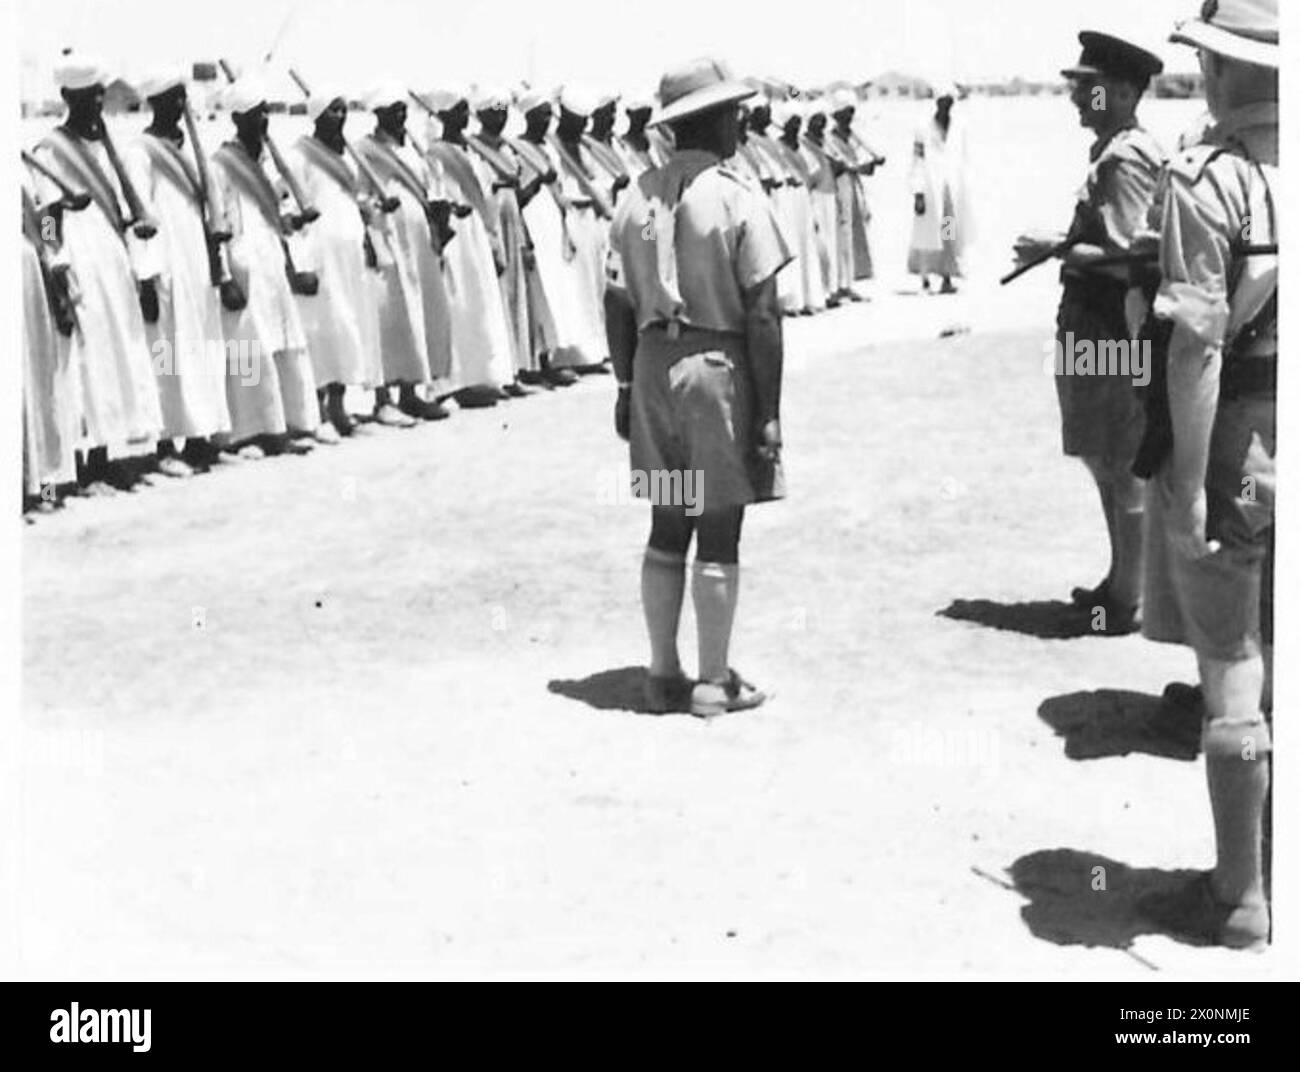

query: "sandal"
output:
1139 872 1269 951
690 670 767 719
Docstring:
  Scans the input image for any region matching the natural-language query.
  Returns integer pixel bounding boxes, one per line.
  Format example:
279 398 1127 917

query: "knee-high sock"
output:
693 561 740 685
1208 752 1270 906
642 548 686 678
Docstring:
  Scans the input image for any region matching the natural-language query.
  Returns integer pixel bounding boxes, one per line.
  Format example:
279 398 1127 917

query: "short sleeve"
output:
1095 155 1158 249
733 186 791 292
1154 165 1233 346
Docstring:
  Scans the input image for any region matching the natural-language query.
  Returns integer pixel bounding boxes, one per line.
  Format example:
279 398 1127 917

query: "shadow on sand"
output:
547 666 691 717
938 598 1101 639
995 849 1207 956
1038 689 1201 762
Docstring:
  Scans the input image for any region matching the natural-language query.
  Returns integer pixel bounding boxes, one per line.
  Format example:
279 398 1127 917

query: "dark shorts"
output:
1142 394 1275 662
629 326 784 512
1054 284 1145 466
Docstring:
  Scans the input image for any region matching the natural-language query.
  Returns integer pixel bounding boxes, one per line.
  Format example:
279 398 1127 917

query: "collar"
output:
1089 119 1137 162
1209 100 1279 141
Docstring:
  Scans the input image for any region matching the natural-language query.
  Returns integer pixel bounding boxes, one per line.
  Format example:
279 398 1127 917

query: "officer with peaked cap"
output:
606 57 791 717
1012 30 1166 635
1135 0 1279 952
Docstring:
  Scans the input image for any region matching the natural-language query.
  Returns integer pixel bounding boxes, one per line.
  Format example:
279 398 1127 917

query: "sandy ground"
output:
20 95 1287 979
16 270 1282 978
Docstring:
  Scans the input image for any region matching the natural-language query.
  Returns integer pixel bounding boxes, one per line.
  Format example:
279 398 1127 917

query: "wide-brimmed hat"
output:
1061 31 1164 82
1170 0 1278 67
648 57 755 128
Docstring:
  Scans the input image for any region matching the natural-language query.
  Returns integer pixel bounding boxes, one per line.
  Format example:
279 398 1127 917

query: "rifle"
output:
1089 243 1277 270
181 98 235 287
23 185 81 337
1000 237 1076 286
98 122 157 238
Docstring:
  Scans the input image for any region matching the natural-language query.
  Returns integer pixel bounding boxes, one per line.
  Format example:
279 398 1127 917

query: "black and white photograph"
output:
4 0 1296 1001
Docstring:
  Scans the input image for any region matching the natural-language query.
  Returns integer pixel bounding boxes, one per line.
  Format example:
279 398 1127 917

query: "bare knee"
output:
695 507 745 564
649 506 693 557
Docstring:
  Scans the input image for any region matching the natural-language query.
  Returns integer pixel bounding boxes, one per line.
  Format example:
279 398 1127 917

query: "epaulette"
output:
1166 142 1227 184
1112 126 1168 173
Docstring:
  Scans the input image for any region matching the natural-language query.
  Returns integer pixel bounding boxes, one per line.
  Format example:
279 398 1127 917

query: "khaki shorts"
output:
1142 395 1275 662
1054 286 1145 466
629 326 784 512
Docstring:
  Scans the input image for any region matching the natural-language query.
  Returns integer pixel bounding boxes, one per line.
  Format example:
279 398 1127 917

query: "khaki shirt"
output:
609 149 791 334
1153 101 1278 351
1062 123 1165 284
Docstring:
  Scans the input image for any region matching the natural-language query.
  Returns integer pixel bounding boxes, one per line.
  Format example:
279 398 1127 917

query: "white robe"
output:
800 137 840 299
123 134 232 440
211 141 318 440
356 132 452 388
431 142 513 390
289 137 382 389
468 133 536 374
548 139 610 366
908 113 974 277
22 236 79 493
772 137 826 313
510 137 590 362
33 131 163 454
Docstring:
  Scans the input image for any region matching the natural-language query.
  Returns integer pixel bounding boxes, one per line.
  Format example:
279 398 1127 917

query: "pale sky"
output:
18 0 1200 100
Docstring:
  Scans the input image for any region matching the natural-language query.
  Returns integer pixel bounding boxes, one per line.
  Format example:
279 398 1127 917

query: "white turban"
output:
473 85 510 112
367 81 409 111
425 88 468 113
592 90 619 111
830 88 857 112
55 55 109 91
514 85 550 116
307 92 345 120
135 66 187 101
557 85 594 118
224 77 269 115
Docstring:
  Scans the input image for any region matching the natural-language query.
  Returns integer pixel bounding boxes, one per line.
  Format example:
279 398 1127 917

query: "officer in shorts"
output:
1014 32 1166 633
1137 0 1278 950
605 57 791 717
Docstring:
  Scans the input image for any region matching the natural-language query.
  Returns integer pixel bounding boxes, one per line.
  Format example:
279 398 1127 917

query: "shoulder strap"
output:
40 129 126 233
